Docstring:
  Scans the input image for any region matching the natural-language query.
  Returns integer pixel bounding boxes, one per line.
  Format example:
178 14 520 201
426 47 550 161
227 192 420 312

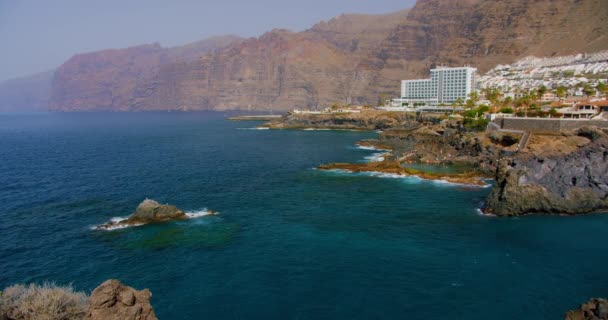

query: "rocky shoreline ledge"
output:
267 111 608 216
318 161 488 186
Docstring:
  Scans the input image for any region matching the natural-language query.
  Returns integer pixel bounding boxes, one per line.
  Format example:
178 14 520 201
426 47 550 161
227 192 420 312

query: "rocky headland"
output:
264 110 439 131
95 199 217 230
273 111 608 216
485 127 608 216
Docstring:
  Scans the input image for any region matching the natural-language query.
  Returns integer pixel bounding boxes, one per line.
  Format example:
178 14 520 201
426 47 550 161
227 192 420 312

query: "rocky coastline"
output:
269 111 608 216
318 161 488 186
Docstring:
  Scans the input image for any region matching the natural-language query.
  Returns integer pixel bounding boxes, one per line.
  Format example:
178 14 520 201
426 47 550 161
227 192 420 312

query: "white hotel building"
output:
393 67 477 106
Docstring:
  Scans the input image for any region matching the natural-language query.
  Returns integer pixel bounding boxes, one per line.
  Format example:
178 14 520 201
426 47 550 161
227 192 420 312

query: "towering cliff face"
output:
49 36 244 111
50 44 168 111
373 0 608 80
130 30 382 111
307 9 410 56
36 0 608 111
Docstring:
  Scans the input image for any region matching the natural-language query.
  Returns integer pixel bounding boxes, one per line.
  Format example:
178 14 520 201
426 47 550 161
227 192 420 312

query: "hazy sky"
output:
0 0 415 82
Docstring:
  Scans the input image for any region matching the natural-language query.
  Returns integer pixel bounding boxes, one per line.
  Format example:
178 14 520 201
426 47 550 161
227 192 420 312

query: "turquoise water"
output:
1 112 607 319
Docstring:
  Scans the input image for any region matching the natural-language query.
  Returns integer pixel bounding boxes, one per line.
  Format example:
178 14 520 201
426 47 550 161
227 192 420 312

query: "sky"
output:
0 0 415 82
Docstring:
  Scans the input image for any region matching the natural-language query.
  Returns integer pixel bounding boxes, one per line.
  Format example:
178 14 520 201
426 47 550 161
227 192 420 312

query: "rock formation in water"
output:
565 298 608 320
485 127 608 216
97 199 187 230
85 279 157 320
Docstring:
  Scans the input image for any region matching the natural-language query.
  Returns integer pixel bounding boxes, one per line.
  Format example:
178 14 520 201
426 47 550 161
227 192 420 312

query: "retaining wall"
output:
496 118 608 133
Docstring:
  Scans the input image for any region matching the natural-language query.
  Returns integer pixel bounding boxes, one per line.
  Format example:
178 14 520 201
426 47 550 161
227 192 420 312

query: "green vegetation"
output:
499 107 514 114
463 105 490 131
583 83 596 97
596 81 607 95
463 117 490 131
549 108 559 117
0 283 88 320
555 86 567 98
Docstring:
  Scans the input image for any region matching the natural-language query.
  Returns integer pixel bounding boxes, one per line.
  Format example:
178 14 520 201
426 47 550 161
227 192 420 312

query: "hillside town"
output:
292 50 608 133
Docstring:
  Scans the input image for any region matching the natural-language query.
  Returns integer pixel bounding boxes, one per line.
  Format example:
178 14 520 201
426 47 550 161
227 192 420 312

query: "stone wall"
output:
497 118 608 133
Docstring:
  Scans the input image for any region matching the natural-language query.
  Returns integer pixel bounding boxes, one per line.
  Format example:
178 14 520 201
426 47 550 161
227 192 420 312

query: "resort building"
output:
394 66 478 106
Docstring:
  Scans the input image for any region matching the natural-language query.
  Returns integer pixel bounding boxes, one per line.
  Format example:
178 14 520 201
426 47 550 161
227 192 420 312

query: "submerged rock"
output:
86 279 157 320
565 298 608 320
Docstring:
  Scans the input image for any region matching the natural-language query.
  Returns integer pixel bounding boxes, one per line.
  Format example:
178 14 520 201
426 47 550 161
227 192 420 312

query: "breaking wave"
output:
237 127 270 130
185 209 216 219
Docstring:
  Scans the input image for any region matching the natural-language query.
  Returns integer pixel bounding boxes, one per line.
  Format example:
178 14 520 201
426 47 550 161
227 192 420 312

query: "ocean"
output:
1 112 607 319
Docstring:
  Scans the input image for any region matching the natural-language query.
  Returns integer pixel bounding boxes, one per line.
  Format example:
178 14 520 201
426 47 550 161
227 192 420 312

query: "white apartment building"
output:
396 67 477 106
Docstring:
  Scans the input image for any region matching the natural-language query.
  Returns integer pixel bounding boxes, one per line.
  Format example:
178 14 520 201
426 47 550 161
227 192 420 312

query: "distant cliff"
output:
0 70 54 112
49 36 243 112
5 0 608 112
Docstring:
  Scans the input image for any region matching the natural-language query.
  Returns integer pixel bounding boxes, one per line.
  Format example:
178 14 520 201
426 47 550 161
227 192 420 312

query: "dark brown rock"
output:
86 279 157 320
96 199 187 230
127 199 186 223
485 128 608 216
566 298 608 320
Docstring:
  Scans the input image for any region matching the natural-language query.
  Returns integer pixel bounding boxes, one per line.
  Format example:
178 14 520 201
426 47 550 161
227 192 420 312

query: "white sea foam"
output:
364 152 387 162
431 179 491 188
476 208 495 217
357 145 377 151
356 144 391 152
110 216 128 224
185 209 216 219
237 127 270 130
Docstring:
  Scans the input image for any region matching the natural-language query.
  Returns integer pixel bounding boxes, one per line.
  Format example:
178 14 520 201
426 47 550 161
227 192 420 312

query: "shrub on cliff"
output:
0 282 88 320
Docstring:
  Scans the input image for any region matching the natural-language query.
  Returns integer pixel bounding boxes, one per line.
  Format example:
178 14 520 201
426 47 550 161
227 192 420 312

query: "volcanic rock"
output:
485 128 608 216
96 199 187 230
565 298 608 320
85 279 157 320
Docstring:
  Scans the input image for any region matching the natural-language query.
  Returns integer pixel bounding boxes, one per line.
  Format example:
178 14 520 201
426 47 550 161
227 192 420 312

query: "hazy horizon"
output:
0 0 415 82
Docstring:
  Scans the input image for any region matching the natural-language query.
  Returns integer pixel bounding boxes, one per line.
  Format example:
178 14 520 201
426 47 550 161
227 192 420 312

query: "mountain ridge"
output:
3 0 608 112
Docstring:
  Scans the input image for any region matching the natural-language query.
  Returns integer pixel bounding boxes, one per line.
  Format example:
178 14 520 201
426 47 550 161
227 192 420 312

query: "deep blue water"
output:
1 112 607 319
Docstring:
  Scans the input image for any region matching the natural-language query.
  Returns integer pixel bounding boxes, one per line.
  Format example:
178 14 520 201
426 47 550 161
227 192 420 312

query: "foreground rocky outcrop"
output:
96 199 216 230
485 127 608 216
0 280 156 320
566 298 608 320
86 280 157 320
